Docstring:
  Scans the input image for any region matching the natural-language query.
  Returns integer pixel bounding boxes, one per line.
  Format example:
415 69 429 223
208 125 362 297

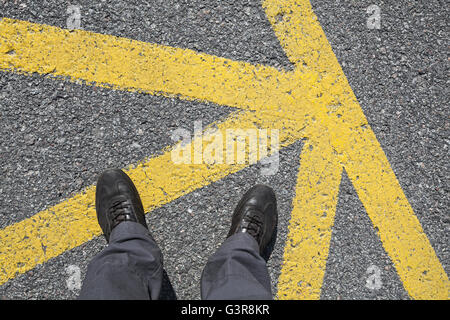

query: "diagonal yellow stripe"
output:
0 0 448 299
0 109 310 286
0 16 315 286
0 17 292 116
343 125 450 299
277 135 343 300
263 0 449 299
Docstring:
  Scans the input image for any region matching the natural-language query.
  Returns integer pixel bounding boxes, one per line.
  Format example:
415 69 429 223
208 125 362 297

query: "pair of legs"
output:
78 169 277 300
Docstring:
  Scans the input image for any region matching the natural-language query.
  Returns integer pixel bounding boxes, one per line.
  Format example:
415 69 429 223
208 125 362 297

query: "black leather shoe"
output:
95 169 148 242
227 184 278 255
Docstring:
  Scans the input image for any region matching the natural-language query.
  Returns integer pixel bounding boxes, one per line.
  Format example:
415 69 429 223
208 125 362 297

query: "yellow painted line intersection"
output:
0 0 448 299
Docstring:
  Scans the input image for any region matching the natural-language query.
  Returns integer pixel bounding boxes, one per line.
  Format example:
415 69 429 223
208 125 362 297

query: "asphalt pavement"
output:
0 0 448 299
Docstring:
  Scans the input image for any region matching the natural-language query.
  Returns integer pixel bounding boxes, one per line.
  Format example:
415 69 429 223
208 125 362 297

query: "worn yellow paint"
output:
277 135 343 299
263 0 449 300
0 17 291 117
0 0 448 299
0 108 310 286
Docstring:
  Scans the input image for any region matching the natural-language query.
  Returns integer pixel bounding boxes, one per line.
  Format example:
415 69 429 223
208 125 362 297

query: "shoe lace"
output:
108 199 133 228
241 209 264 240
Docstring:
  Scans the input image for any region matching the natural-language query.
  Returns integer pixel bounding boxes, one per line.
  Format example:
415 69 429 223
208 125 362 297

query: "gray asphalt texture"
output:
0 0 448 300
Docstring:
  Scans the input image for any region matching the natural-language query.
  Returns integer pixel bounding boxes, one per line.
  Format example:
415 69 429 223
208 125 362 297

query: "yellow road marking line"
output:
345 126 450 299
277 135 343 299
0 109 309 286
0 17 291 117
263 0 449 299
0 0 448 299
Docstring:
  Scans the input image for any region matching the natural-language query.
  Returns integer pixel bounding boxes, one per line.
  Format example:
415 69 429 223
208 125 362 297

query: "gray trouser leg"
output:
201 232 273 300
78 221 163 300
